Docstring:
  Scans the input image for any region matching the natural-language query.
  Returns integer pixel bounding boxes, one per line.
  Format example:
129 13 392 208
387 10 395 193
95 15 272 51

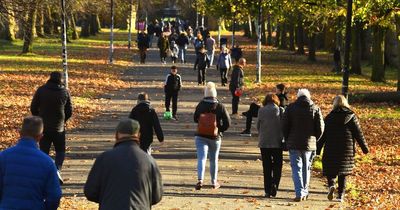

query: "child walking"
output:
170 40 179 64
164 66 182 120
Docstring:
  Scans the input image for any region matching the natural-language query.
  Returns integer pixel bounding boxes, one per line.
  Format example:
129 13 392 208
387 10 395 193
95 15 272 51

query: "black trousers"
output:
231 90 240 114
260 148 283 195
198 68 206 85
327 175 347 194
245 103 261 131
165 92 178 116
139 48 147 63
40 131 66 170
219 68 228 85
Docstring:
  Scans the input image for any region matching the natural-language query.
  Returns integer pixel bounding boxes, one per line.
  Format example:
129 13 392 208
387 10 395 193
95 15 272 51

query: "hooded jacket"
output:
30 80 72 132
282 96 324 151
229 65 244 92
129 101 164 151
194 51 210 70
317 107 369 176
164 73 182 94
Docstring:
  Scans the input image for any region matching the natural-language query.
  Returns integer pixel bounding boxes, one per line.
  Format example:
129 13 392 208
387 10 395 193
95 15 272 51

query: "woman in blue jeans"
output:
193 82 231 190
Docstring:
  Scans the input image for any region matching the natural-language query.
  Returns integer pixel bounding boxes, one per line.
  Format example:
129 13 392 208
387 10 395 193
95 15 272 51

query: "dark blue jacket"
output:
0 138 61 210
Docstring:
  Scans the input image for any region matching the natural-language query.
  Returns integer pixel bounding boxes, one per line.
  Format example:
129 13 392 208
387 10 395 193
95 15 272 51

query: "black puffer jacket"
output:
129 102 164 151
282 96 324 151
30 80 72 132
194 52 210 70
317 107 369 176
194 98 231 140
84 138 163 210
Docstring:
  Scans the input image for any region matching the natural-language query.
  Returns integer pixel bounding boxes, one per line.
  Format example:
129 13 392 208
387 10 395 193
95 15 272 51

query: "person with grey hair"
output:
317 95 368 202
84 119 163 209
282 89 324 202
0 116 61 209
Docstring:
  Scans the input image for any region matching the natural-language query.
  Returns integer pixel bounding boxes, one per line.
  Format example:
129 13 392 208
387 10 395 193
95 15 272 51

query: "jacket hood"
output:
295 96 314 106
203 97 218 103
330 106 355 124
45 80 64 91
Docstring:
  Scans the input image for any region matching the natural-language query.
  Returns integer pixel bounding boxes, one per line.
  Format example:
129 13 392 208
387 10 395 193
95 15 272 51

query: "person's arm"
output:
349 115 369 154
84 155 103 203
152 110 164 143
178 75 182 91
30 89 40 116
0 153 4 200
194 103 200 123
314 107 325 140
164 74 170 93
64 90 72 122
256 108 262 132
151 159 163 205
316 118 328 155
44 164 62 210
282 106 290 140
219 104 231 133
206 54 211 68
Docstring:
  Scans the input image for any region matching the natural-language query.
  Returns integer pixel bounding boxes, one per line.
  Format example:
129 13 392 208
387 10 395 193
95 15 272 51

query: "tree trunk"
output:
43 5 53 35
279 23 287 49
395 15 400 91
69 12 79 40
96 14 102 32
371 25 386 82
244 15 252 38
90 14 98 35
52 11 60 34
385 28 398 67
266 14 272 45
0 12 16 41
296 16 305 54
261 19 267 45
80 14 91 37
351 21 362 74
361 27 372 61
36 7 45 38
308 33 317 61
274 24 280 48
289 22 295 51
22 0 38 53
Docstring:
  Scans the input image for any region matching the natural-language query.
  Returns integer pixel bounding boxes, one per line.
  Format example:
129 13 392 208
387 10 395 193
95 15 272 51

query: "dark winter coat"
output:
317 107 369 176
282 96 324 151
230 47 243 61
137 33 150 50
129 102 164 151
0 138 61 210
276 93 289 108
84 137 163 210
164 73 182 94
176 34 189 48
194 52 210 70
194 97 231 140
31 80 72 132
157 37 170 56
229 65 244 92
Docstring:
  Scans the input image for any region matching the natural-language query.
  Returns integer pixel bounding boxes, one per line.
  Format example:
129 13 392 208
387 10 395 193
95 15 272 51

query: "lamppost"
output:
61 0 68 88
128 0 134 49
342 0 352 98
109 0 115 64
256 0 262 83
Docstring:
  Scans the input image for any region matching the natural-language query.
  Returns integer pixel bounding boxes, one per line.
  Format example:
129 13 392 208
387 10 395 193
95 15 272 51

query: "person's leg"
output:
302 151 315 197
261 148 273 196
244 113 253 132
53 131 66 170
183 48 187 63
222 68 228 85
210 50 215 66
272 148 283 190
197 69 202 84
289 150 304 198
327 175 336 200
219 68 224 85
172 92 178 117
231 91 239 115
195 137 208 185
39 131 53 155
337 175 346 195
179 47 184 63
165 92 172 112
249 103 260 118
203 68 207 84
143 49 147 63
208 138 221 186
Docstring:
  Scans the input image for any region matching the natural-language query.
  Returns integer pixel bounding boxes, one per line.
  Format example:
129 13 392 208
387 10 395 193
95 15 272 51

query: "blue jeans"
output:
207 50 215 66
195 136 221 184
289 150 315 198
179 47 187 63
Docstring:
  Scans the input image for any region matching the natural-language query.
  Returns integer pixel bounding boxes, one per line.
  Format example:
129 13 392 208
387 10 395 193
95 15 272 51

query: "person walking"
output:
216 47 232 86
164 66 182 120
257 94 285 198
194 47 210 85
147 22 155 47
158 33 170 64
282 89 324 202
317 95 369 202
84 119 163 210
31 71 72 181
229 58 246 115
194 82 231 190
170 40 179 64
205 32 216 66
193 33 204 55
0 116 61 210
240 83 289 137
129 93 164 154
176 32 189 63
137 30 150 64
230 44 243 63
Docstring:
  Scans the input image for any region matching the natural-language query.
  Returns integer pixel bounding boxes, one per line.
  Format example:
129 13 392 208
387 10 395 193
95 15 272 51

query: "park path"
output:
62 43 340 209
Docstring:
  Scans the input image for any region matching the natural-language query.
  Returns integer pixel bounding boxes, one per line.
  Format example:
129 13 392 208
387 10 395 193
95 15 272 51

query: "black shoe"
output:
264 193 271 198
239 130 252 137
195 181 203 190
293 197 302 202
327 186 335 201
241 111 248 116
270 184 277 197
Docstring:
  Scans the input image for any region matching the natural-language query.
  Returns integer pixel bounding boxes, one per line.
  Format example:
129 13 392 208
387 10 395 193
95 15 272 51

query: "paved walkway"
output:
62 44 339 209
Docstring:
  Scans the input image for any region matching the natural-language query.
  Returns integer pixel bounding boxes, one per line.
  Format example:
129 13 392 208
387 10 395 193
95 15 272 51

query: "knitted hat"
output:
297 89 311 99
204 82 217 98
116 119 140 135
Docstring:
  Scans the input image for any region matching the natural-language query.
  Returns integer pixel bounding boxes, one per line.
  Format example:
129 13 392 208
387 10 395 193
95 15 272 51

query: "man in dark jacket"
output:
282 89 324 202
164 66 182 120
129 93 164 154
138 31 150 64
0 116 61 210
176 32 189 63
194 47 210 85
229 58 246 115
84 119 163 210
31 71 72 174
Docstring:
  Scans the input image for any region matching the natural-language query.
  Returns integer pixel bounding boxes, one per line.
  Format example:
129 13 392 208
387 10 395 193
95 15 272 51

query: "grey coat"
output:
257 104 284 148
